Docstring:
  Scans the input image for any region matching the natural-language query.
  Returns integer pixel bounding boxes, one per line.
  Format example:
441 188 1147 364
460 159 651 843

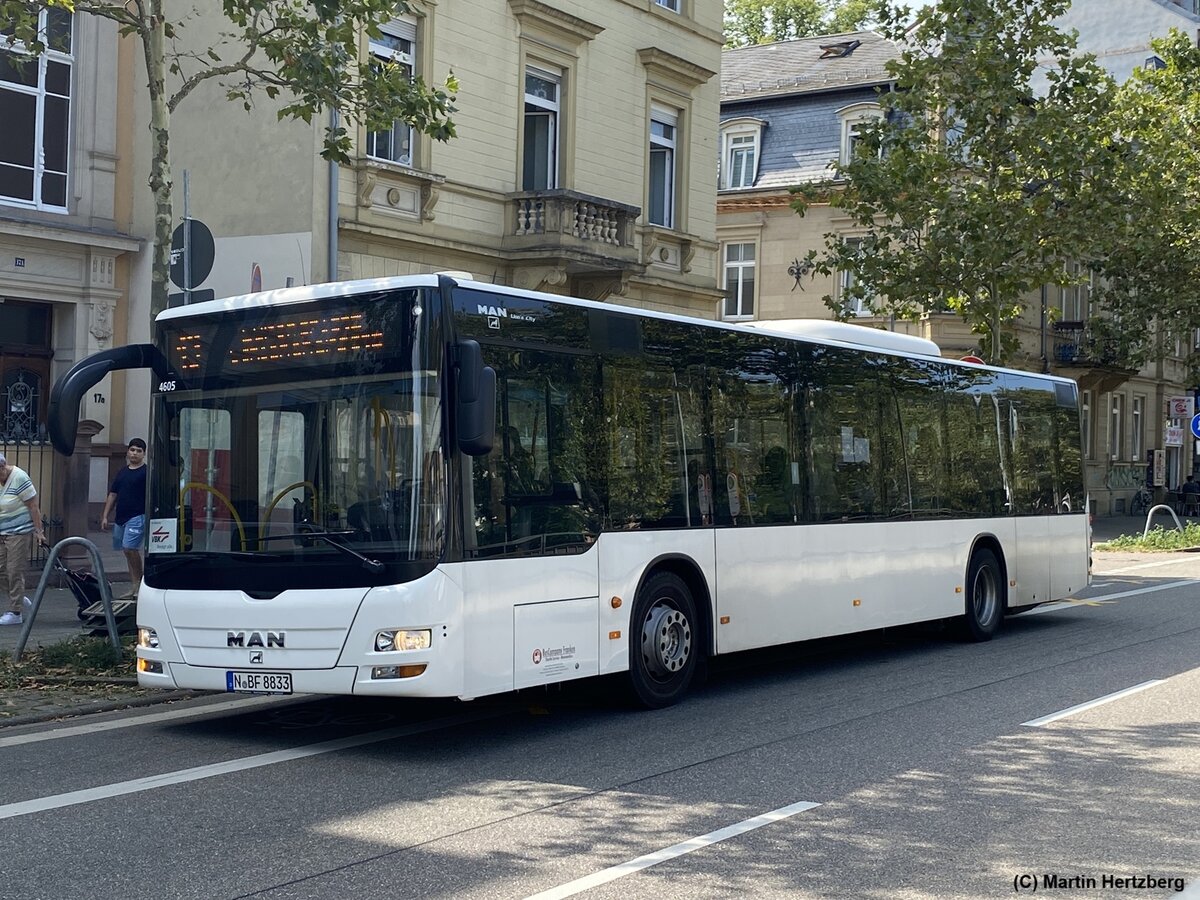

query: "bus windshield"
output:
146 289 446 588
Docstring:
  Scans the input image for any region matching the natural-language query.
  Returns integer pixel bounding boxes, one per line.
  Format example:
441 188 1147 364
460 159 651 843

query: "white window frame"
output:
366 19 416 167
838 236 874 316
721 242 756 320
1110 392 1124 461
648 105 678 228
1082 390 1093 460
654 0 681 11
837 102 883 167
0 8 73 211
719 117 763 190
1132 394 1144 462
522 65 561 191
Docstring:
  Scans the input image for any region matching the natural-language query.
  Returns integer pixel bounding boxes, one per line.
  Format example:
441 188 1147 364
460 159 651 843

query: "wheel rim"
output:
641 599 692 682
972 564 998 627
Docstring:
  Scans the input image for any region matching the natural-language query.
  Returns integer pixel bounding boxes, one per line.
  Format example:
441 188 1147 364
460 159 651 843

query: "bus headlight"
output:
374 629 431 652
138 627 160 649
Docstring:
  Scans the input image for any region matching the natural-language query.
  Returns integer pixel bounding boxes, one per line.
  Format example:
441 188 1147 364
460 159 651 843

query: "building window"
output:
1060 262 1088 323
648 106 677 228
839 236 874 316
837 103 882 167
719 118 764 190
1082 390 1093 460
1110 393 1124 461
0 7 73 210
366 19 416 167
722 243 755 319
654 0 681 11
1132 395 1144 462
522 66 560 191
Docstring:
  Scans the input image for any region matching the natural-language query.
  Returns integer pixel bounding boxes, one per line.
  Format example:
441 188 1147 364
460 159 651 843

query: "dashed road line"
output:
523 800 821 900
1022 680 1167 727
0 710 501 820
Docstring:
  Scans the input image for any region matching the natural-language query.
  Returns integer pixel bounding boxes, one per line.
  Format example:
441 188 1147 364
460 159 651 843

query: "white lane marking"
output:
0 711 499 821
1016 580 1198 617
1022 680 1166 727
1109 558 1200 575
523 800 821 900
0 695 297 748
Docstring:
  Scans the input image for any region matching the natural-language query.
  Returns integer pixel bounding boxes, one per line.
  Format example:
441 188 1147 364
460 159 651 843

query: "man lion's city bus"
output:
49 274 1090 707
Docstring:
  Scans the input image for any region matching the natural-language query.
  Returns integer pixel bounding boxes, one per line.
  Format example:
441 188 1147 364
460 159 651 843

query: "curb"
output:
0 689 206 728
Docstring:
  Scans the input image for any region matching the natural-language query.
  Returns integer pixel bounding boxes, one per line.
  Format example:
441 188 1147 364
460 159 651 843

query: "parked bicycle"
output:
1129 485 1153 516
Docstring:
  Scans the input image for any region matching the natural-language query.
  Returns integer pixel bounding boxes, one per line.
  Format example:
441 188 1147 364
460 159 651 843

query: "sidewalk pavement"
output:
27 529 133 586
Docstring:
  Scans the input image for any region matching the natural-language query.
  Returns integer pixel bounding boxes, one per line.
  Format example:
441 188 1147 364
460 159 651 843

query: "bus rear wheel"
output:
962 547 1003 642
628 572 700 708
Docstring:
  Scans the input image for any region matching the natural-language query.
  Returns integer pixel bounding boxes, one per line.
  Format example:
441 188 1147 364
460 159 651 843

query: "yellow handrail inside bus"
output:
260 481 318 549
179 482 248 552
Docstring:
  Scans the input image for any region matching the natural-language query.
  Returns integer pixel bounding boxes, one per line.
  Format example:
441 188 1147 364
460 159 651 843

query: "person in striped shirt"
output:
0 453 47 626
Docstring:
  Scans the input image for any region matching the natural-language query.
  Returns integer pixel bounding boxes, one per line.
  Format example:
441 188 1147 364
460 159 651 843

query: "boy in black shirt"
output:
102 438 147 599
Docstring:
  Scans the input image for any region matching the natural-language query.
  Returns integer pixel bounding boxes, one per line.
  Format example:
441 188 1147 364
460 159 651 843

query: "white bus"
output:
49 274 1089 707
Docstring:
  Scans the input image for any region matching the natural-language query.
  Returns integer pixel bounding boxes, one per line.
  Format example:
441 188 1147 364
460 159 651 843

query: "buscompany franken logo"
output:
227 631 285 648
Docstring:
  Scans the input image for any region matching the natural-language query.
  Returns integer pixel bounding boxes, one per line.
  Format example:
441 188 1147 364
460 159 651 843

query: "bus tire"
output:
961 547 1003 642
628 571 700 708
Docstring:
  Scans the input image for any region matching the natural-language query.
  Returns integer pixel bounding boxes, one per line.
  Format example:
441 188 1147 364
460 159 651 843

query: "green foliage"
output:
724 0 877 48
37 634 129 670
1085 30 1200 374
791 0 1116 364
1095 523 1200 552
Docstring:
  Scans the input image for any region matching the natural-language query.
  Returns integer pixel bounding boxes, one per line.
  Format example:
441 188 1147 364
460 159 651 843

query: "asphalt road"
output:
0 553 1197 900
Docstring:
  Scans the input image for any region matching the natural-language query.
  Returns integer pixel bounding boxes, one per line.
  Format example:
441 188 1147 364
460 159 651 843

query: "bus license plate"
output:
226 671 292 694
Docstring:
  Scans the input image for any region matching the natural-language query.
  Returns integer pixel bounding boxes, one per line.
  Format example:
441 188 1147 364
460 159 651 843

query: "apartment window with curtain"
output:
1132 395 1144 462
366 19 417 166
522 66 560 191
0 7 73 210
720 121 762 189
648 106 677 228
722 243 755 320
1110 393 1124 460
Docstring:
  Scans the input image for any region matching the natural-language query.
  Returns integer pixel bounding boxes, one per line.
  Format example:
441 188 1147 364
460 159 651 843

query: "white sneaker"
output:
0 611 22 626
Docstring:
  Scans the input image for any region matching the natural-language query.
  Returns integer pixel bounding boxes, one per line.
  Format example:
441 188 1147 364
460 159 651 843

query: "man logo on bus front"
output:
532 648 542 665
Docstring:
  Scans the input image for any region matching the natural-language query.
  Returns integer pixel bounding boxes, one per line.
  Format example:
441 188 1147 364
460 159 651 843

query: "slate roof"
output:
722 30 901 102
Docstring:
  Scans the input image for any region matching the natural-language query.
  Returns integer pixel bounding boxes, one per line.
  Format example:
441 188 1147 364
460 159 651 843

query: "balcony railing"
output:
506 190 639 253
1052 321 1125 368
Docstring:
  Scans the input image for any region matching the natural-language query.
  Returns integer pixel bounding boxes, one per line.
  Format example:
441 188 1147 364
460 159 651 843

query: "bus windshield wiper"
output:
259 530 385 573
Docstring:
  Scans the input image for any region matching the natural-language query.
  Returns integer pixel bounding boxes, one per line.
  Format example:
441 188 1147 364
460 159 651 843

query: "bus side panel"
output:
459 548 599 699
1012 517 1052 606
714 520 1010 654
1047 514 1090 601
596 530 717 676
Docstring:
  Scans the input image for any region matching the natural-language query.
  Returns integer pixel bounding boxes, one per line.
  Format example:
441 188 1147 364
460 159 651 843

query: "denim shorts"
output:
113 515 145 551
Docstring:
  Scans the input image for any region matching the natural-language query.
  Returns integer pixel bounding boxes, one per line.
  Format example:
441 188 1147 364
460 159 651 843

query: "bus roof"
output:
155 273 1077 386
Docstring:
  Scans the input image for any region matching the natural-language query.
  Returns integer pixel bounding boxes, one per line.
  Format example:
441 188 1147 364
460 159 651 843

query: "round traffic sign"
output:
169 219 215 289
1191 412 1200 441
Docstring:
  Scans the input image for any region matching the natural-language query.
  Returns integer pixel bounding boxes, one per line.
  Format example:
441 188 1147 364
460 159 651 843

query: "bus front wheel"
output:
962 547 1003 642
628 572 700 708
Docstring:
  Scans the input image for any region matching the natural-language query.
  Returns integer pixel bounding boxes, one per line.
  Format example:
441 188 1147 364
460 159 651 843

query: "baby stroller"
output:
53 558 137 634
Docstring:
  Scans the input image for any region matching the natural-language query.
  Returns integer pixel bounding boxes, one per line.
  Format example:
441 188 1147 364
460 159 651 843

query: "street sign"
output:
169 219 215 289
1191 412 1200 441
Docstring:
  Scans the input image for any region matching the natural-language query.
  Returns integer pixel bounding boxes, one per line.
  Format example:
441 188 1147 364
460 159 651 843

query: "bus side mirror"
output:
48 344 172 456
456 339 495 456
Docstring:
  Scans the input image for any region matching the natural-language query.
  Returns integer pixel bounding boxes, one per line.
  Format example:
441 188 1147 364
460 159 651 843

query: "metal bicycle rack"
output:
12 537 121 662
